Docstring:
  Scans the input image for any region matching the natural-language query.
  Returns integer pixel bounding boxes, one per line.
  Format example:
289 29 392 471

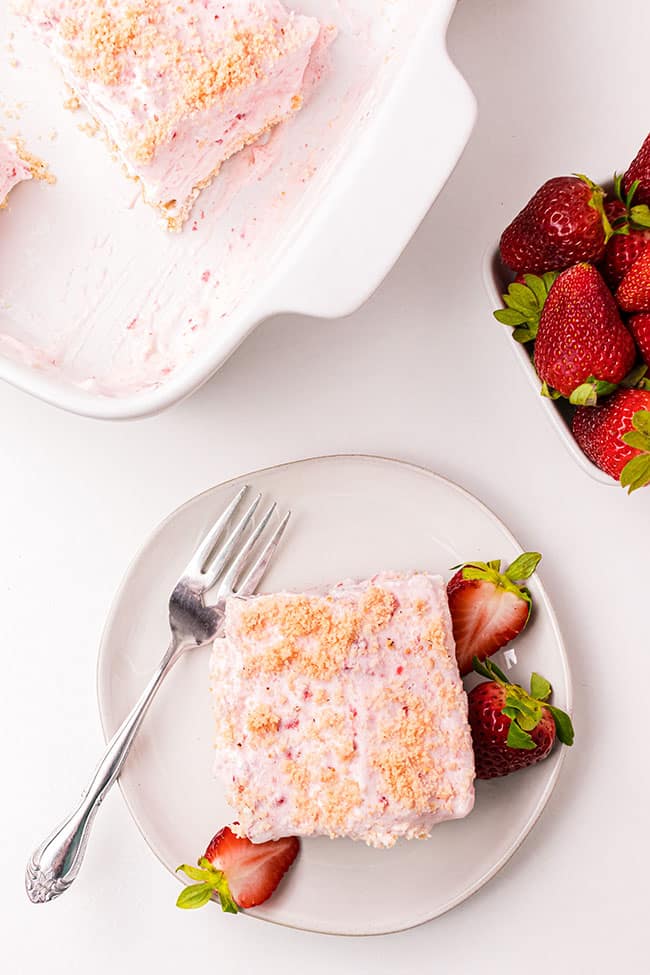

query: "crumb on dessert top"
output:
236 587 400 681
52 0 304 162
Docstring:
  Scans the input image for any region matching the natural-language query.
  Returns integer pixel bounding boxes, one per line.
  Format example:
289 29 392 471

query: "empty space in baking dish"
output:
0 1 456 407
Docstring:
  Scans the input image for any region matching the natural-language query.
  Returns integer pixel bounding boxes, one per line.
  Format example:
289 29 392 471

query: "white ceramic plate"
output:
0 1 475 419
482 246 614 487
97 455 572 936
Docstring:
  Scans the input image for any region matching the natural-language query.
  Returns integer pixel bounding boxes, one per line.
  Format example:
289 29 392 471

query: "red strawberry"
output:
176 826 300 912
499 175 612 274
572 387 650 491
623 133 650 207
629 312 650 366
601 203 650 289
603 232 650 289
617 247 650 312
467 659 574 780
447 552 541 677
533 263 636 400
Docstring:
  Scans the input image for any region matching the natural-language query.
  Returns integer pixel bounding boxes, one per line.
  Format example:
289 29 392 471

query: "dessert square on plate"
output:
210 571 475 848
19 0 325 228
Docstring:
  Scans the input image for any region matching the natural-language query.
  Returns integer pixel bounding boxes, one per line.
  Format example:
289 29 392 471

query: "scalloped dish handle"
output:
266 26 476 320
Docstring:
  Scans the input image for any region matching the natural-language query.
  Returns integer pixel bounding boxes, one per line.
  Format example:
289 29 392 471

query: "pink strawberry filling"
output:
210 571 475 848
19 0 329 229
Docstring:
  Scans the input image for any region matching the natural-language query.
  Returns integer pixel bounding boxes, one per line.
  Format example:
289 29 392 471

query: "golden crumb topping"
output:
237 588 400 681
60 5 148 87
372 678 467 814
238 595 355 679
283 759 362 834
51 0 304 163
361 586 398 629
5 139 56 186
246 703 280 736
373 693 436 812
425 619 448 653
210 573 475 846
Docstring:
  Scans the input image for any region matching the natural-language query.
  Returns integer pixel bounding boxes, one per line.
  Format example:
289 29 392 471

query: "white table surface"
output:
4 0 648 970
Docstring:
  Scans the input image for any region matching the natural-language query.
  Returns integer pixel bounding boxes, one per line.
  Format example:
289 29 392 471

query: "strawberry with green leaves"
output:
601 175 650 288
496 264 642 405
499 175 612 275
494 264 640 405
623 132 650 208
532 263 636 401
468 658 574 780
493 271 558 343
572 388 650 492
447 552 541 677
176 826 300 913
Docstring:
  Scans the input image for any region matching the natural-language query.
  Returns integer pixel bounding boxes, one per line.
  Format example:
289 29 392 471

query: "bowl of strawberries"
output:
485 132 650 493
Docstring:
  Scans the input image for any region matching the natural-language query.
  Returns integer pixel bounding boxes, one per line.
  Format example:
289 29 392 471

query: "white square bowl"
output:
482 247 615 486
0 0 475 419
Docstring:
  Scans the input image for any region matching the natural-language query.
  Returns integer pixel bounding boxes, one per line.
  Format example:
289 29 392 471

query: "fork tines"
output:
185 486 290 597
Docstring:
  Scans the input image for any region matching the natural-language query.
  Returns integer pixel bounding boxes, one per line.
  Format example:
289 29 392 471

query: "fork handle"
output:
25 642 179 903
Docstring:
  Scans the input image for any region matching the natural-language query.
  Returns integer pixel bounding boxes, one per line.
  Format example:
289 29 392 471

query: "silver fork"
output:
25 486 290 904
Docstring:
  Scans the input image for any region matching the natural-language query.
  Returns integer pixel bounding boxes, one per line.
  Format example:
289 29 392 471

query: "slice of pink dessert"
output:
20 0 326 229
210 571 476 848
0 139 33 208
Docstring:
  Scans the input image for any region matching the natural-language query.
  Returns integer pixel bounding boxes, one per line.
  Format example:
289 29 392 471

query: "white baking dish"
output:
0 0 475 420
483 248 614 486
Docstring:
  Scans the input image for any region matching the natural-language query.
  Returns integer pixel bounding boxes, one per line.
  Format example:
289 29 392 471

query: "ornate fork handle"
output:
26 642 179 903
25 488 288 904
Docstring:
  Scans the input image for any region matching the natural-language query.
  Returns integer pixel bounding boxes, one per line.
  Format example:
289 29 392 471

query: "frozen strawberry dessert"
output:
0 139 34 207
210 571 475 848
19 0 329 229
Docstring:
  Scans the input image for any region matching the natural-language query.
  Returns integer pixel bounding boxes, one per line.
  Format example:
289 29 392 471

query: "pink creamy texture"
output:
0 1 386 395
0 139 31 206
19 0 326 228
210 571 476 847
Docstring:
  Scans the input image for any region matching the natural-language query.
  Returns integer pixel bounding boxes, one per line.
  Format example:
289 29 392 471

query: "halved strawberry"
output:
447 553 541 677
176 826 300 913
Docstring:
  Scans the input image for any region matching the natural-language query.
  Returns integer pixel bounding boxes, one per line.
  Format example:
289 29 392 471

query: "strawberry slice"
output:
447 553 541 676
176 826 300 913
